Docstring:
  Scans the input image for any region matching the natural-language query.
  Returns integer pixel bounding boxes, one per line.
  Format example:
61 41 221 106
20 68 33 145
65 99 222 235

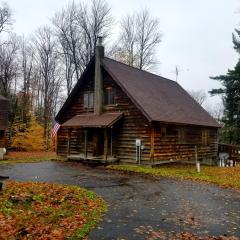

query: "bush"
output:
11 118 45 151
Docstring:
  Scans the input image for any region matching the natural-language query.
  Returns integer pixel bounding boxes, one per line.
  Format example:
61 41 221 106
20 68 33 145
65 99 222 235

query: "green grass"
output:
108 164 240 190
0 151 57 165
0 157 54 165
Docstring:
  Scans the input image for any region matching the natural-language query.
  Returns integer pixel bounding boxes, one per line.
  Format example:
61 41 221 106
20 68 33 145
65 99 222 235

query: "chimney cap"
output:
97 36 103 46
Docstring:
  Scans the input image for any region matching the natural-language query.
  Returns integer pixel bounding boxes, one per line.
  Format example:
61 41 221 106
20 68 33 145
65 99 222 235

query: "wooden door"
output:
93 129 104 156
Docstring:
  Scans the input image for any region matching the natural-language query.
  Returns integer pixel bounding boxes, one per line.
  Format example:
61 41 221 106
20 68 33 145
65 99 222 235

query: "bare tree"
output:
52 0 112 96
189 89 207 106
0 34 19 97
205 102 224 122
33 26 62 148
136 9 162 70
0 2 13 34
19 36 35 122
52 1 81 84
117 15 136 66
115 9 162 70
77 0 112 66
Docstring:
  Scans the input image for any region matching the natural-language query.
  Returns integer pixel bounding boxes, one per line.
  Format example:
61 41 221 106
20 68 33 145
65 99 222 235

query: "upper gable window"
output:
83 92 94 108
104 87 116 105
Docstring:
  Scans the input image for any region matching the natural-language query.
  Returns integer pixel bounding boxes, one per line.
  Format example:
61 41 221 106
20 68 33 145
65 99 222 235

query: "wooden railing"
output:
218 143 240 165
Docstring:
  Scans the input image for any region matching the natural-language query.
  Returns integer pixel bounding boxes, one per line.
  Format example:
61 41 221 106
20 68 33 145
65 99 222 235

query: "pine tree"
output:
210 29 240 144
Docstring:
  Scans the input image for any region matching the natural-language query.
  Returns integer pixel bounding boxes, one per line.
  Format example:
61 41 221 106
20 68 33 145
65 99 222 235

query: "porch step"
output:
0 175 9 181
67 154 119 165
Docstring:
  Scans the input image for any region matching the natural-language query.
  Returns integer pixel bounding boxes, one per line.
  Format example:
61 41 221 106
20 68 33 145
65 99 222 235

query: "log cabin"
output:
55 37 220 165
0 95 9 149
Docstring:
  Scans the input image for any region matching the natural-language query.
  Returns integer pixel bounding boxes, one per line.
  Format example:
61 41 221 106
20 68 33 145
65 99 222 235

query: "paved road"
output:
0 161 239 239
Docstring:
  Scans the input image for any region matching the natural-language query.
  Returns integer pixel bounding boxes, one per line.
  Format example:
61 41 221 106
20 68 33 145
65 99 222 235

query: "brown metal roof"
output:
62 112 123 128
0 95 9 130
102 58 220 128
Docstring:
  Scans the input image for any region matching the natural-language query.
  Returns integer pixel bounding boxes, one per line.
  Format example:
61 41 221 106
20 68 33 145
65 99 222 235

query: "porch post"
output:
150 124 155 162
110 126 113 156
84 129 88 160
67 128 72 155
104 128 108 161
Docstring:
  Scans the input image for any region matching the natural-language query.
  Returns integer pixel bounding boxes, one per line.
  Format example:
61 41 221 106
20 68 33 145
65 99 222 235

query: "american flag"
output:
51 120 61 138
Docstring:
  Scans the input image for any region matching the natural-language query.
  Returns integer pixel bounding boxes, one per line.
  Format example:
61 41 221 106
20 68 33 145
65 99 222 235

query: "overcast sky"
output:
6 0 240 106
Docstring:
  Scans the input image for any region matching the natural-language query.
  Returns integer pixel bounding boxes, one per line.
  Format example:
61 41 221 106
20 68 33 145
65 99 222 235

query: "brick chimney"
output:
94 36 104 115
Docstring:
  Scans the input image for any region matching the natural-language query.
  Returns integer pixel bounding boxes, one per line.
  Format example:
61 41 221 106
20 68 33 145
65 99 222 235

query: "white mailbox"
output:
136 139 141 147
0 148 6 160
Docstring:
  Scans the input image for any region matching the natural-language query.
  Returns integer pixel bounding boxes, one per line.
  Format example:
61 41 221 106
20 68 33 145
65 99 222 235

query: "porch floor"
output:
67 154 118 164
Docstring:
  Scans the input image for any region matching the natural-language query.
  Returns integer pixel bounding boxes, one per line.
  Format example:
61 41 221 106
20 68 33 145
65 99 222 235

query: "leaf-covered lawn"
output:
108 164 240 190
0 151 57 165
0 181 107 239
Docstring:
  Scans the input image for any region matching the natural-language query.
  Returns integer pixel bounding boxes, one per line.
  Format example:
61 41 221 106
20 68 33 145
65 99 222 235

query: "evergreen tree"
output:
210 29 240 144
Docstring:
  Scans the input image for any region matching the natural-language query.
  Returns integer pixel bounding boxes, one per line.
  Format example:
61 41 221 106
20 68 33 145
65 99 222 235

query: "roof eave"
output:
152 119 221 128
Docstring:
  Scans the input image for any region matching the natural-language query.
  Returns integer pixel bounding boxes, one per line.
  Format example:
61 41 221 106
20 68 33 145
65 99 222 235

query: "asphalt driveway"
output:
0 161 239 239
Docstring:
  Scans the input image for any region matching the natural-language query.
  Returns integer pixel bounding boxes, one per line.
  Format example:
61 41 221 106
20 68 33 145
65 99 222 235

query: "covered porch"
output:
61 112 122 163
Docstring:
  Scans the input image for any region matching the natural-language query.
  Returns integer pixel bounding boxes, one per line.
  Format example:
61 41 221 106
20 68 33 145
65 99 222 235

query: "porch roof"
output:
62 112 123 128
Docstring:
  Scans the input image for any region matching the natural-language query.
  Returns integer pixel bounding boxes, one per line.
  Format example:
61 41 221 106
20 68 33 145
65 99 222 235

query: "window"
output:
202 130 209 146
0 130 4 137
83 92 94 108
161 126 178 137
81 130 93 142
178 128 185 143
161 127 166 137
104 87 116 105
166 127 178 136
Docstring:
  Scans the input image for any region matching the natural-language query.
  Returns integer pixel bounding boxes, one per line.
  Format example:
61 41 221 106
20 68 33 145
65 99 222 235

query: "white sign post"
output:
136 139 142 165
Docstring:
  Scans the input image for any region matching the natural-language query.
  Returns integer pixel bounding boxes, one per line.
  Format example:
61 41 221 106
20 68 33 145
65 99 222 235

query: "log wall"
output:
152 123 218 163
102 72 151 162
57 69 95 156
57 67 218 164
57 69 151 162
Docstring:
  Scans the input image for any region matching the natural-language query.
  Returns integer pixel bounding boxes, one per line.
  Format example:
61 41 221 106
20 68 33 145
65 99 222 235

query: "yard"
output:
0 160 239 239
108 163 240 191
1 151 56 164
0 181 107 239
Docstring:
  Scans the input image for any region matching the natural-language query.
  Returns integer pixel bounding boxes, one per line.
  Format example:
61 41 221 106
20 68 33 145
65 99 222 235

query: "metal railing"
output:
218 143 240 166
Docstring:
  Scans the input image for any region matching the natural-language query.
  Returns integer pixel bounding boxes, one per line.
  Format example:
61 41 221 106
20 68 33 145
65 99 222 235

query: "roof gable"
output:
56 57 95 122
56 56 220 128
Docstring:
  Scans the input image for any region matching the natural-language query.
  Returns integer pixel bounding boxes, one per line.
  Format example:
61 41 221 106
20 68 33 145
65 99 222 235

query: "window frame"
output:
202 130 210 147
178 127 186 144
83 91 94 109
104 87 116 106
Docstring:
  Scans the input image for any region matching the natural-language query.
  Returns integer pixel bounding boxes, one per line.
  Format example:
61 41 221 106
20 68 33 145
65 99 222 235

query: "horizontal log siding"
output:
57 70 95 156
57 67 218 164
57 69 152 160
153 123 218 162
103 73 151 162
62 70 95 123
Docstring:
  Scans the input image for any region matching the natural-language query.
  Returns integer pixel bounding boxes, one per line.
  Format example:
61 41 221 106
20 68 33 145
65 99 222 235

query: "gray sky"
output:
6 0 240 106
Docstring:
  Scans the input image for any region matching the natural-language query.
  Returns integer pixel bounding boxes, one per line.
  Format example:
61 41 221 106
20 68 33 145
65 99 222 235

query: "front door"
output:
92 129 104 156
